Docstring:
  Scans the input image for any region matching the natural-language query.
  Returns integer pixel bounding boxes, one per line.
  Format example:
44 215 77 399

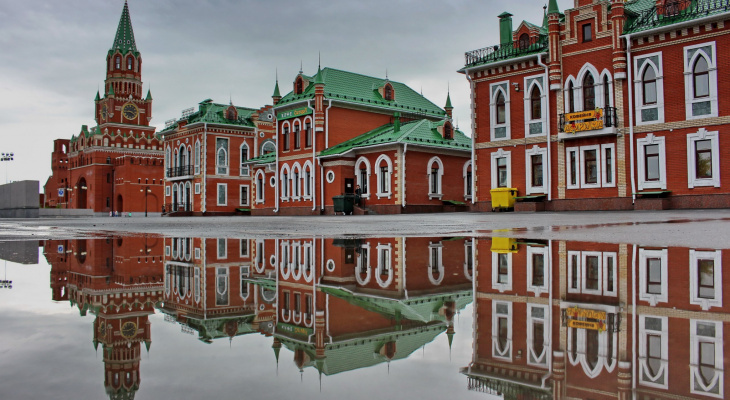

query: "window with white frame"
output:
567 250 617 296
687 128 720 188
689 249 722 310
240 143 249 176
428 242 444 285
565 144 615 189
639 248 668 306
195 182 200 194
526 146 547 194
527 304 549 367
376 243 393 288
291 164 300 200
355 157 371 198
427 157 443 199
375 155 392 198
527 245 548 295
194 141 200 174
690 319 724 398
217 238 227 259
240 266 250 299
639 315 668 389
490 81 510 140
216 137 229 175
194 247 200 260
256 171 265 202
217 183 227 206
303 163 312 199
634 52 664 125
165 186 171 196
490 149 511 189
463 161 472 200
684 42 718 119
492 252 512 293
464 240 473 280
215 267 229 306
637 134 667 190
524 76 546 136
240 185 249 207
280 165 290 200
492 301 512 360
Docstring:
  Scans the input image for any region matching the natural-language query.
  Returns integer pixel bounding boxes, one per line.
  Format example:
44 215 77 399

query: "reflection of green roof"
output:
245 277 276 290
319 285 472 323
277 68 446 119
161 100 257 133
319 119 470 158
624 0 730 34
185 314 256 343
278 323 445 376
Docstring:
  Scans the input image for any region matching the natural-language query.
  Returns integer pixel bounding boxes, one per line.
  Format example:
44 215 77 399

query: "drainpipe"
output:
274 117 279 213
202 123 207 214
631 244 637 396
308 100 317 211
626 35 636 203
541 239 553 388
465 73 477 204
402 143 407 208
537 53 552 201
321 100 333 212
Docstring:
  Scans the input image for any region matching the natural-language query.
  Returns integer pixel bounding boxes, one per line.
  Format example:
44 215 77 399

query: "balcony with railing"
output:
558 107 619 140
463 35 548 69
625 0 730 33
166 165 194 179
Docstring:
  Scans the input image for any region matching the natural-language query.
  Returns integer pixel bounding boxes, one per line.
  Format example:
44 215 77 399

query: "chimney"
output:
393 112 401 133
498 12 514 45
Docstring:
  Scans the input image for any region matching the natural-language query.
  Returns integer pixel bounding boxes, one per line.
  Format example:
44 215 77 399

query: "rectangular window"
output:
497 157 508 188
698 259 715 299
531 155 543 187
583 149 598 185
695 139 712 179
498 253 509 284
585 255 600 291
217 238 227 259
305 294 312 315
532 253 544 287
644 144 660 181
294 293 301 313
647 258 662 294
604 146 613 185
283 291 290 311
240 239 249 257
240 185 249 206
240 146 249 176
217 183 227 206
194 183 201 194
568 149 578 188
570 253 579 291
380 166 389 193
605 253 616 295
582 23 592 42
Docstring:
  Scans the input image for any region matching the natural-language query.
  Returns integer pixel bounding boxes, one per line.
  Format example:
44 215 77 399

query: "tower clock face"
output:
121 321 138 338
122 103 139 120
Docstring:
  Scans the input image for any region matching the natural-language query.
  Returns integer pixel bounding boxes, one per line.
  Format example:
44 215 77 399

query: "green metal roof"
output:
277 67 446 118
624 0 730 34
319 119 471 158
161 100 257 133
185 314 256 343
245 152 276 166
110 1 139 56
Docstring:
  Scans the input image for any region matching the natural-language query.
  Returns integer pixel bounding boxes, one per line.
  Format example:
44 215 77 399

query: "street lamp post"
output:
140 186 151 217
1 153 14 184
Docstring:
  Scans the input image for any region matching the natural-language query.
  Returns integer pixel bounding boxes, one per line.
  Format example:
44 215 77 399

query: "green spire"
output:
547 0 560 15
107 84 115 96
95 90 100 101
445 92 452 109
314 66 324 85
146 88 152 100
542 5 549 29
273 79 281 98
111 1 138 54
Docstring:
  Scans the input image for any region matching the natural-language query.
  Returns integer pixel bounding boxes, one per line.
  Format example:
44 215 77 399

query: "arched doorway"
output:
116 194 124 213
77 178 88 209
184 182 192 211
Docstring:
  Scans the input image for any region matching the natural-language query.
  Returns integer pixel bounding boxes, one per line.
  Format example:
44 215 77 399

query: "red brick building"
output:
461 0 730 211
464 237 728 399
43 1 163 214
247 67 472 215
160 100 276 216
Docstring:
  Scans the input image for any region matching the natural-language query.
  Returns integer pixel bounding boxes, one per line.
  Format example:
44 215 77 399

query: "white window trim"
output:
428 242 444 285
566 147 580 190
490 81 511 141
216 183 227 206
216 137 230 175
375 155 393 199
639 248 669 306
568 250 581 294
356 243 372 285
581 251 603 295
463 161 473 201
637 134 667 190
165 186 171 196
523 75 546 136
601 143 616 187
194 182 201 194
355 157 372 199
684 42 718 120
634 51 665 125
240 143 250 176
525 145 547 195
574 63 601 112
427 156 444 199
240 265 250 300
280 164 290 201
255 170 265 203
302 161 313 200
690 319 724 398
526 304 549 368
490 149 511 189
687 128 720 188
564 76 577 113
603 252 618 297
526 245 548 296
492 301 513 361
239 184 250 207
376 243 393 288
599 69 614 109
464 240 474 281
194 140 201 175
491 252 512 293
291 163 301 201
689 249 722 310
194 248 200 260
217 238 227 259
579 145 601 189
638 315 669 389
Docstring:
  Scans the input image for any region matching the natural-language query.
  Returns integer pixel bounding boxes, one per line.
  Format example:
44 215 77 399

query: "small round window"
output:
270 255 276 266
269 177 276 187
326 259 336 272
326 170 335 183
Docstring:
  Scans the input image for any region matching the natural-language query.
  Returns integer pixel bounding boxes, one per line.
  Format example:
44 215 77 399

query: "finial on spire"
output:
318 52 321 69
299 60 303 74
385 68 389 80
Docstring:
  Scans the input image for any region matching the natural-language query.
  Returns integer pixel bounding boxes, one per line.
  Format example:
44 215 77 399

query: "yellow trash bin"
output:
490 188 517 211
491 237 518 253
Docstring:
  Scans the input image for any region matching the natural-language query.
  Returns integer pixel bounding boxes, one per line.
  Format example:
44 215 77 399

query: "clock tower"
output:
95 1 153 129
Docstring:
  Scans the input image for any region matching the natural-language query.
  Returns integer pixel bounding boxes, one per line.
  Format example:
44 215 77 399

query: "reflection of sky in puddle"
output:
0 234 727 399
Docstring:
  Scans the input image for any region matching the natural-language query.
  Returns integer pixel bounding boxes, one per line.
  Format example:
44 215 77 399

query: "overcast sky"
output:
0 0 573 185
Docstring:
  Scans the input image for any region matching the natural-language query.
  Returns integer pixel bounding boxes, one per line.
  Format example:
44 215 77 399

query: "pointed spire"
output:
547 0 560 15
272 71 281 98
145 88 152 101
314 65 324 85
107 84 115 96
445 91 453 109
542 4 549 29
95 90 101 101
111 1 138 54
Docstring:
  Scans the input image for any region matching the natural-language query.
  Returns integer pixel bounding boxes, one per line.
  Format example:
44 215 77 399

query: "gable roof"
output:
277 67 446 119
319 119 471 158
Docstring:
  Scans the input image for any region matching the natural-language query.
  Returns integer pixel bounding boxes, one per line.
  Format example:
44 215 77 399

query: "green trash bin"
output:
333 195 355 215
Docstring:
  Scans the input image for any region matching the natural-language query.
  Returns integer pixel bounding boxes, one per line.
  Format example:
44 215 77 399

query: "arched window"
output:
281 167 289 199
603 75 611 108
115 56 121 69
530 86 541 120
194 141 200 174
282 126 290 151
582 73 596 111
240 143 249 176
217 148 227 173
693 56 709 99
642 65 657 105
216 138 229 175
376 156 392 197
519 33 530 50
496 91 506 124
428 158 443 196
568 81 575 113
261 141 275 155
256 172 265 202
384 84 393 101
303 163 312 197
127 57 133 70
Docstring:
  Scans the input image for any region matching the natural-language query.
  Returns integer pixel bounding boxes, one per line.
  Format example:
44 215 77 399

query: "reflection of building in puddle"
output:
43 236 164 400
463 237 728 399
0 240 39 265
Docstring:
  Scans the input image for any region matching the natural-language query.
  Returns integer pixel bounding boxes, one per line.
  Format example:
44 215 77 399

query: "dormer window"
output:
443 122 453 140
295 77 303 94
225 105 238 121
664 0 680 16
384 83 393 101
519 33 530 50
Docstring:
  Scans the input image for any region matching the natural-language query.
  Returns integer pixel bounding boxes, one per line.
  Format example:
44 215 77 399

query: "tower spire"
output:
111 1 138 54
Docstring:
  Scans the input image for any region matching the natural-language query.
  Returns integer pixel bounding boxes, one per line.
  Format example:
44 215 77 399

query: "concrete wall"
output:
0 181 40 218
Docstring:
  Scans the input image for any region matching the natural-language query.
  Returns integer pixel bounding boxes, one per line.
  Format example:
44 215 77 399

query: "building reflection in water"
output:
462 238 727 400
